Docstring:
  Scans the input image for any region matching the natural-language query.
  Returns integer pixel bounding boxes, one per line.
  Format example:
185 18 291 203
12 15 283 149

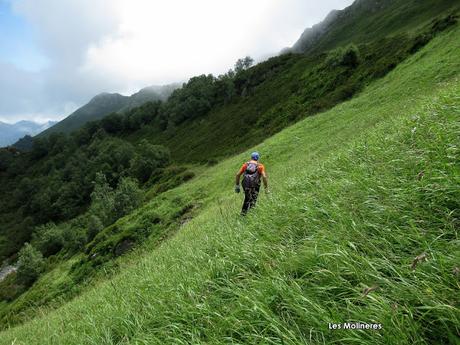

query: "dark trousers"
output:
241 186 260 215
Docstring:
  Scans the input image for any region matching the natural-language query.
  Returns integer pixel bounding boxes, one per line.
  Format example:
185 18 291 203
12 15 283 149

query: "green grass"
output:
0 257 81 326
296 0 460 53
1 20 459 345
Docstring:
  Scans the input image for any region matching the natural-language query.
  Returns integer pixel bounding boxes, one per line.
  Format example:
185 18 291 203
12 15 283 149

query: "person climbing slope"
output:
235 151 269 215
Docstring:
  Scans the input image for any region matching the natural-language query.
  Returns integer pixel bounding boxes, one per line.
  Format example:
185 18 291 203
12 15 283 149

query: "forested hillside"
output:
37 84 176 138
0 0 459 343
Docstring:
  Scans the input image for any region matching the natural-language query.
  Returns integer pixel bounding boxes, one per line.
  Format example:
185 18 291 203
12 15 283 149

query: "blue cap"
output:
251 152 260 161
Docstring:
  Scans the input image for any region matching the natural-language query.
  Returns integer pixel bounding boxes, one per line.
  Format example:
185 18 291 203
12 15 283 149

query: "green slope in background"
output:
1 21 458 345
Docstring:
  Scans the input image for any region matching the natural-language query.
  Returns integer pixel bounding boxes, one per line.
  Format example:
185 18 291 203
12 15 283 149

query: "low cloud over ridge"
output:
0 0 353 123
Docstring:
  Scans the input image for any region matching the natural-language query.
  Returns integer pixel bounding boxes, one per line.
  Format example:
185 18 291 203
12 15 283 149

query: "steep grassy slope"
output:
292 0 460 53
1 22 458 345
0 5 455 268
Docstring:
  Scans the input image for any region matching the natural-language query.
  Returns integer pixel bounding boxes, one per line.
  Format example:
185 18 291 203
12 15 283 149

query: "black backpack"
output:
242 162 260 189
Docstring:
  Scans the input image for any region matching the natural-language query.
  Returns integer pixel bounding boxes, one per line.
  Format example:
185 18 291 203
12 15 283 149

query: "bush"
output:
130 141 170 183
101 113 124 134
89 174 143 231
90 172 115 226
62 225 87 253
113 177 143 219
0 272 24 301
87 215 104 242
32 223 64 257
16 243 45 286
325 44 360 68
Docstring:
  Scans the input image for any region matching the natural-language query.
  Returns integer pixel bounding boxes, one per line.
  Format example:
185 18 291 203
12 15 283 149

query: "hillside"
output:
1 3 455 265
0 20 458 344
38 92 129 137
0 0 459 343
37 85 176 138
126 19 457 163
117 84 179 113
292 0 459 53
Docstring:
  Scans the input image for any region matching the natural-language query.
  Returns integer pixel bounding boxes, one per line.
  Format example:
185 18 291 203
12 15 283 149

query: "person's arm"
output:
235 165 245 193
235 171 242 186
261 171 269 193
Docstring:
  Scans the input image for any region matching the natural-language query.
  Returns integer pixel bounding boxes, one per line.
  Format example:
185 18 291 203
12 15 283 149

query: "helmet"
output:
251 151 260 161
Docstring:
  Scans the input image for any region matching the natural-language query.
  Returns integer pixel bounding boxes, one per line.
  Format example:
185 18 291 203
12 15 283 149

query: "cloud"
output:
0 0 354 123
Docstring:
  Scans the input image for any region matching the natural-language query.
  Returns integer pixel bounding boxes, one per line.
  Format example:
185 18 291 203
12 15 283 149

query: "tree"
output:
325 45 360 68
101 113 124 134
0 150 13 172
87 214 104 242
16 243 45 286
113 177 143 219
62 224 87 253
90 172 115 226
32 223 64 257
234 56 254 73
30 137 49 160
130 141 170 183
215 72 236 104
160 74 216 125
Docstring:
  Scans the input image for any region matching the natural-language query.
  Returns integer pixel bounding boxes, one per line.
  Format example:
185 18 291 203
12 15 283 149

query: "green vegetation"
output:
0 133 173 260
131 13 458 163
292 0 460 53
16 244 44 286
37 85 176 138
0 0 459 342
0 17 458 344
0 25 428 263
3 10 448 264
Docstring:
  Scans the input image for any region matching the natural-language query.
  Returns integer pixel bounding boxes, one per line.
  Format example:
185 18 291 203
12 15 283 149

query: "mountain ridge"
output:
291 0 459 53
0 120 56 147
36 84 178 138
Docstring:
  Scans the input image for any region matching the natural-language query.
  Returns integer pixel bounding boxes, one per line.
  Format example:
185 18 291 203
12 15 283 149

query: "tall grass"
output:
1 23 459 345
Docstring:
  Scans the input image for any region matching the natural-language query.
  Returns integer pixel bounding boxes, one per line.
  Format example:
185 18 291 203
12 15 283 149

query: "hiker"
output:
235 151 269 215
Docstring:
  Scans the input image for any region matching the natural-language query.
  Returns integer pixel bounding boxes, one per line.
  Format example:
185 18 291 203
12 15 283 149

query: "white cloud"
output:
1 0 354 122
81 1 272 90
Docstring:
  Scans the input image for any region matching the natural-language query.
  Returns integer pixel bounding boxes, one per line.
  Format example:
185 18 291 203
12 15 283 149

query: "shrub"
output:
325 44 361 68
16 243 45 286
130 141 170 183
87 215 104 242
90 172 115 226
0 272 24 301
113 177 143 219
32 223 64 257
62 225 87 253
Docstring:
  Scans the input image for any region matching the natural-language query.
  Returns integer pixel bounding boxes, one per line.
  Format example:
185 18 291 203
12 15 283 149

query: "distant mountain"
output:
38 84 178 138
291 0 459 53
37 93 130 138
0 120 56 147
118 84 179 113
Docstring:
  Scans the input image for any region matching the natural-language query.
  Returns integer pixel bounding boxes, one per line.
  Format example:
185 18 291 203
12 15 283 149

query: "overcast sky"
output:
0 0 354 123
